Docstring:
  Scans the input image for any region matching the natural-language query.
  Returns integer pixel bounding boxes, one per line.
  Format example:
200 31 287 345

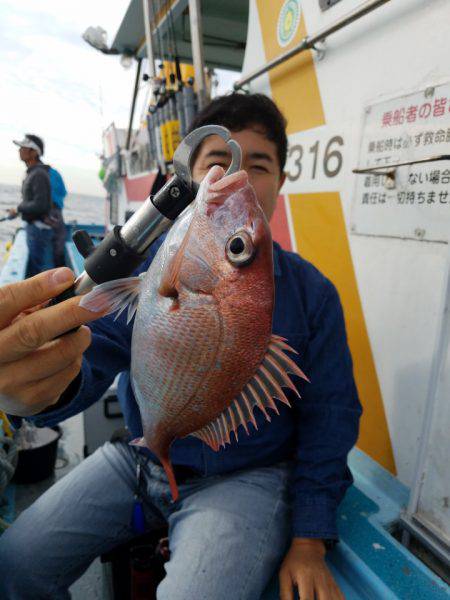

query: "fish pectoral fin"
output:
158 273 179 299
157 220 218 297
158 226 188 298
190 334 309 452
129 437 147 447
79 274 144 324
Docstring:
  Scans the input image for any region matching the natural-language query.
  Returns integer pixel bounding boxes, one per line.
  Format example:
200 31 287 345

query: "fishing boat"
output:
1 0 449 598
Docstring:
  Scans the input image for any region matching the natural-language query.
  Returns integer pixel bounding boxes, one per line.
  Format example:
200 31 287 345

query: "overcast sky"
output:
0 1 239 197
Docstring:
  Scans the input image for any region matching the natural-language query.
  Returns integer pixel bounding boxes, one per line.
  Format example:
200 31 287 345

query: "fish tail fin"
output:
132 435 179 501
161 456 179 502
79 274 144 323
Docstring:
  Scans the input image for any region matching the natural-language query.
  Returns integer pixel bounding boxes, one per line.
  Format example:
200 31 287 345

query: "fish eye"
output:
225 230 255 266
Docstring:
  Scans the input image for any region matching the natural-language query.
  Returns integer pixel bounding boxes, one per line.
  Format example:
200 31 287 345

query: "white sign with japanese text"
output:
351 84 450 242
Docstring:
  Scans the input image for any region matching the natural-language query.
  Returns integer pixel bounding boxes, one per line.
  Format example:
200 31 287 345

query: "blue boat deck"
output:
260 448 449 599
329 450 449 599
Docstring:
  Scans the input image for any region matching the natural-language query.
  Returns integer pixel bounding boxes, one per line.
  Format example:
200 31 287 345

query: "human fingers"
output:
20 360 83 416
279 567 294 600
0 267 74 329
0 297 100 363
0 358 82 417
13 300 49 321
317 577 345 600
315 569 346 600
297 572 315 600
0 326 91 386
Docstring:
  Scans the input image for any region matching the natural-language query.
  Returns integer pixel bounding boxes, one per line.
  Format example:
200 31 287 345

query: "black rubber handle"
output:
48 284 77 307
47 285 79 335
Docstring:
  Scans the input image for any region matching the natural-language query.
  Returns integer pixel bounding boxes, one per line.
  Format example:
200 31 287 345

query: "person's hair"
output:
188 93 288 172
25 133 44 156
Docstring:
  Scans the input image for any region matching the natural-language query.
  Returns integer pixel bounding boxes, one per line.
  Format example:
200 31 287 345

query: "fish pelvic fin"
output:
160 456 179 502
79 274 144 324
190 334 309 452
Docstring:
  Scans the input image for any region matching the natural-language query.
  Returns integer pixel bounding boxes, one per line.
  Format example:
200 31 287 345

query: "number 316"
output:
286 136 344 181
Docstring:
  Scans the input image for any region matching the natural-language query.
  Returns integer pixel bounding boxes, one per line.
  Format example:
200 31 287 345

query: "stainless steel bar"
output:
188 0 208 109
399 515 450 568
121 200 172 254
353 154 450 174
234 0 391 90
308 0 391 45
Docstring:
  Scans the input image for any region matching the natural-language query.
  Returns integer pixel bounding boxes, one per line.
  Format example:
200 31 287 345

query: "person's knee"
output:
157 575 209 600
0 525 63 597
157 566 235 600
0 535 13 578
0 529 33 591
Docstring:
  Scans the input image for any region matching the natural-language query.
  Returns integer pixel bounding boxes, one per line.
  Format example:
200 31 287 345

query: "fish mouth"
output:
208 168 248 194
203 167 249 213
193 165 267 255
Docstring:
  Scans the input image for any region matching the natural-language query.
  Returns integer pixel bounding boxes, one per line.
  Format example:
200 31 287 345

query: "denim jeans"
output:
25 222 55 277
0 441 292 599
49 207 66 267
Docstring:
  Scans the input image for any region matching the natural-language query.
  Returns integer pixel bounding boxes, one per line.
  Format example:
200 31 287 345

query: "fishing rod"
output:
0 214 17 223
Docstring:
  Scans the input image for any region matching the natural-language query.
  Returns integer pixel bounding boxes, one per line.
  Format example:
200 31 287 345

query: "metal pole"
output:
234 0 391 90
188 0 207 110
353 155 450 174
142 0 156 78
126 58 143 150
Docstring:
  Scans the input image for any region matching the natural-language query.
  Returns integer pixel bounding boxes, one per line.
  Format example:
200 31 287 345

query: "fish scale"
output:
133 303 221 418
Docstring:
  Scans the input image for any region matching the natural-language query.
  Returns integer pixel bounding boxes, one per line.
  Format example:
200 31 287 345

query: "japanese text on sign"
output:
381 96 449 127
351 84 450 243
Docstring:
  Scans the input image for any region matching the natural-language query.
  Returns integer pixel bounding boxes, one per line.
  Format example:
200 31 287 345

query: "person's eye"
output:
251 165 269 173
207 162 229 169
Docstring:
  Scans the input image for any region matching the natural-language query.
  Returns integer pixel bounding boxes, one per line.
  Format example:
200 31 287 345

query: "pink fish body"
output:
81 166 307 500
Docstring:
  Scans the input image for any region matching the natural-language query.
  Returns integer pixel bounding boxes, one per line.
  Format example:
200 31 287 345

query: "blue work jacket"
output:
30 237 362 540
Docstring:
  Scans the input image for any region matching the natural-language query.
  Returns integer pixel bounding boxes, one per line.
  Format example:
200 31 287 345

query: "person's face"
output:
191 126 285 222
18 146 35 163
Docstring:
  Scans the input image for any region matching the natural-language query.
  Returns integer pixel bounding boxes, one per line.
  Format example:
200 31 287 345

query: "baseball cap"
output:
13 134 44 157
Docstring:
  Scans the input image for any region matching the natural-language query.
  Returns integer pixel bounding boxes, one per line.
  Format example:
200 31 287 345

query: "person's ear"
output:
277 172 286 192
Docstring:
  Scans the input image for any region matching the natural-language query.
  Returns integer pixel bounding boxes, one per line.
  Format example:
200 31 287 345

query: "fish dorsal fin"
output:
79 274 144 324
190 334 309 451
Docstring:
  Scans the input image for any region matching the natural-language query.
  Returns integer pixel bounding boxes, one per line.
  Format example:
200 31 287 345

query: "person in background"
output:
9 134 54 277
47 166 68 267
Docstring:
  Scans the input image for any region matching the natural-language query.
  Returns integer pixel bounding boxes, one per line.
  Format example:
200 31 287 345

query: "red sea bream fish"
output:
81 166 308 500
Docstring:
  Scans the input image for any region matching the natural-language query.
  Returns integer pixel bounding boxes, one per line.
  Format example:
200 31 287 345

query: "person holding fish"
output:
0 94 360 600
